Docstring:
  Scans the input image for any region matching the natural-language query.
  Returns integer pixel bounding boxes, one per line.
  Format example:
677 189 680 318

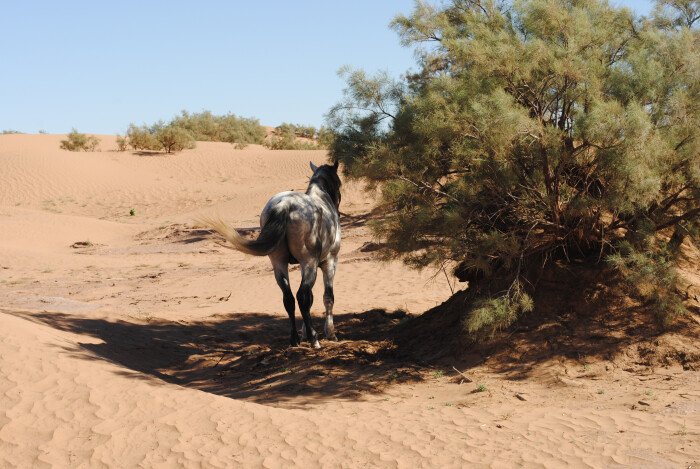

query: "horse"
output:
201 161 342 349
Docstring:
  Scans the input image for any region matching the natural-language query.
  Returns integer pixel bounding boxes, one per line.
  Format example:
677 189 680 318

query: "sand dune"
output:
0 134 698 467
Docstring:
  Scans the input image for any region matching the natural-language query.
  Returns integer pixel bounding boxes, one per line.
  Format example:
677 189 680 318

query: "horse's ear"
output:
332 159 339 171
309 161 319 173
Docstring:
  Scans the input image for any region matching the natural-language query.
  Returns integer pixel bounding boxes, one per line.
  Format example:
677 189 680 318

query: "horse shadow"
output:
7 308 426 408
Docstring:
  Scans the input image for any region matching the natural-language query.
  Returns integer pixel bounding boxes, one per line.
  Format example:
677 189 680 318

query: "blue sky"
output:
1 0 654 134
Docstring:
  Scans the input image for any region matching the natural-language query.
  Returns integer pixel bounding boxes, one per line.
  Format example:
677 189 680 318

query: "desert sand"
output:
0 134 698 468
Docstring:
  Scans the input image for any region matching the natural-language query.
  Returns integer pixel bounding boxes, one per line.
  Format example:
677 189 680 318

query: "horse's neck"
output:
306 184 337 213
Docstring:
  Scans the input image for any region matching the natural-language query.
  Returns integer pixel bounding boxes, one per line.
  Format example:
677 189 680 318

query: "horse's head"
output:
309 161 342 209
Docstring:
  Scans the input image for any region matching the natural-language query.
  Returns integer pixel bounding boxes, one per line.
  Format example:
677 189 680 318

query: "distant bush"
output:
115 134 128 151
317 127 336 148
60 129 100 151
126 124 161 151
1 129 23 134
123 111 263 152
263 123 334 150
38 129 47 134
264 125 320 150
169 110 266 146
124 122 195 153
276 123 317 139
155 125 196 153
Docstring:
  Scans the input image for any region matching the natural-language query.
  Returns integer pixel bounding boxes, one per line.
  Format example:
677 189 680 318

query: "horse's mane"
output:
307 165 342 209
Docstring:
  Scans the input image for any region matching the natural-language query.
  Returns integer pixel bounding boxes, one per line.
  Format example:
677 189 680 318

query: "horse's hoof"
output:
312 340 321 350
328 334 338 342
290 331 301 347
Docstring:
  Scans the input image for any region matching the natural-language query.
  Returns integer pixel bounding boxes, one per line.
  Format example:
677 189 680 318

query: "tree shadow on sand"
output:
6 263 698 408
396 262 700 383
7 308 427 408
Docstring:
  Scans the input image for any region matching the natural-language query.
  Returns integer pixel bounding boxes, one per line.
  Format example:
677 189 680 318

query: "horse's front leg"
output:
321 256 338 341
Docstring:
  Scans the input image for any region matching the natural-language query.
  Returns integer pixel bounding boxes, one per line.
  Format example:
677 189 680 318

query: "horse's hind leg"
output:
272 260 299 347
297 260 320 349
321 256 338 341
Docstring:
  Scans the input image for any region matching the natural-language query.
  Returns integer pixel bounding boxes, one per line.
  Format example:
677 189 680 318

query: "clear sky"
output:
1 0 655 134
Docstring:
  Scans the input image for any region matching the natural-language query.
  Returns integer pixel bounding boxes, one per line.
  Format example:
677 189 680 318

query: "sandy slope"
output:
0 134 698 468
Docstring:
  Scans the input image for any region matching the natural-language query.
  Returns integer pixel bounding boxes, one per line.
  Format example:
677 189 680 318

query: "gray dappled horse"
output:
203 161 341 349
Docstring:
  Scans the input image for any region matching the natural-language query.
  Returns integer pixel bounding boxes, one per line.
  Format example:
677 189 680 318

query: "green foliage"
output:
264 124 321 150
169 110 266 146
462 281 534 337
275 123 317 139
126 124 161 151
328 0 700 338
124 111 264 152
608 240 686 326
317 126 336 148
154 125 196 153
115 134 128 151
262 123 333 150
60 129 100 151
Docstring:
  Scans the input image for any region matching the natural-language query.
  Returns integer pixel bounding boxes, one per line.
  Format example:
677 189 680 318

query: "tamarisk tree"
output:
328 0 700 335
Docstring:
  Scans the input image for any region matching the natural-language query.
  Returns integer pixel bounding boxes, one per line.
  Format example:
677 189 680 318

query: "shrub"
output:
124 111 264 151
276 123 317 139
126 124 161 151
329 0 700 338
1 129 23 134
60 128 100 151
115 134 128 151
154 125 195 153
317 127 336 149
263 123 328 150
264 125 320 150
169 110 266 146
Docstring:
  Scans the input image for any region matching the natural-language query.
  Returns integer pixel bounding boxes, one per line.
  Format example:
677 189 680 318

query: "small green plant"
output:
475 383 487 393
115 134 128 151
673 425 687 436
129 208 135 216
462 280 534 338
59 129 100 151
432 370 444 379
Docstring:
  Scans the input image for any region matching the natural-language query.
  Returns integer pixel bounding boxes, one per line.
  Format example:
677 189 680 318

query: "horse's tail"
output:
198 207 288 256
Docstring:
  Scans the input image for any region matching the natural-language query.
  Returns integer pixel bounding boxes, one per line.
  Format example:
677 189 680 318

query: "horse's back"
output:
261 190 340 263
